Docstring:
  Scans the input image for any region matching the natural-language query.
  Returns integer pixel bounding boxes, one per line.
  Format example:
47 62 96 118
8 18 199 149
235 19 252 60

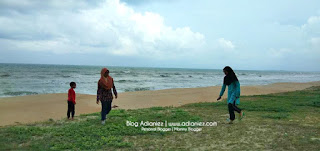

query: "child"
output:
97 68 118 125
67 82 76 120
217 66 244 124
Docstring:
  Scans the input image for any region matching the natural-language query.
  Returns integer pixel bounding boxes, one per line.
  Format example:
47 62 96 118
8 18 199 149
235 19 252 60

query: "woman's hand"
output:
217 96 221 101
96 100 99 105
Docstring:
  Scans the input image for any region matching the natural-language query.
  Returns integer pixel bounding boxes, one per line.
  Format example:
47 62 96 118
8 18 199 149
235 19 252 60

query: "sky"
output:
0 0 319 71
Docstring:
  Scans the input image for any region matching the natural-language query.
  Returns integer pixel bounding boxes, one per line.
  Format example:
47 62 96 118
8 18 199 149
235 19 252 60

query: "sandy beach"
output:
1 81 320 126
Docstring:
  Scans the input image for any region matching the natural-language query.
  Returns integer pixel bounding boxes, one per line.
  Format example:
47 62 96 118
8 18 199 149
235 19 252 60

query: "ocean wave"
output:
61 75 72 78
34 75 47 79
54 73 72 78
114 70 131 74
160 74 170 77
60 70 79 73
83 73 96 76
116 80 139 83
121 70 131 74
114 71 135 76
124 87 151 92
0 73 10 78
3 91 38 96
1 81 9 85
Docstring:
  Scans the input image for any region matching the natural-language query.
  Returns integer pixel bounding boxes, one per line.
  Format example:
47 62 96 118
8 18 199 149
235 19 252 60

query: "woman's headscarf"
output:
223 66 238 85
98 68 113 90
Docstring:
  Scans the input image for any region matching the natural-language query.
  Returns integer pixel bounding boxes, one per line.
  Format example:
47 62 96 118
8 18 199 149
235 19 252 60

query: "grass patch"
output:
261 112 290 119
1 87 320 150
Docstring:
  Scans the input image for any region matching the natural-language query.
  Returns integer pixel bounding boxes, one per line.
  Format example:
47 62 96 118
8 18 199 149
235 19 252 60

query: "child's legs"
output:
228 103 235 120
67 101 72 118
232 101 242 113
101 101 107 121
71 103 75 118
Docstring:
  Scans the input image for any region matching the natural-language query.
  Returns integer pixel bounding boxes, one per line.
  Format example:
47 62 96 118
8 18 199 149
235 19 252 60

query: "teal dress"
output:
219 81 240 105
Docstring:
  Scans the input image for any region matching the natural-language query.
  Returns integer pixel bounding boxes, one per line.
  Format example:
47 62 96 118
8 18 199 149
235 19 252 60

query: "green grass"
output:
1 86 320 150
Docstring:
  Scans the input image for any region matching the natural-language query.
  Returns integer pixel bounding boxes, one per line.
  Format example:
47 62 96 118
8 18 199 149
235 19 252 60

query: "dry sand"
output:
1 81 320 126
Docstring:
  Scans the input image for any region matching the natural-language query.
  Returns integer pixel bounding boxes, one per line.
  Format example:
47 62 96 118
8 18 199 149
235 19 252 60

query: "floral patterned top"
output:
97 82 117 102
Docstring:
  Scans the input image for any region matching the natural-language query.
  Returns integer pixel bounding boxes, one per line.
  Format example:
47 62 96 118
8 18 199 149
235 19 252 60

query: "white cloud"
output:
301 16 320 36
311 37 320 46
307 16 320 25
261 15 320 59
0 0 205 59
310 37 320 51
217 38 235 50
268 48 292 58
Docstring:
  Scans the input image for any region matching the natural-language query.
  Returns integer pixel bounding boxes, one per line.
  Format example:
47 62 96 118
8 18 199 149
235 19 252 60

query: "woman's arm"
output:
219 84 226 97
217 84 226 100
112 82 118 99
96 83 101 104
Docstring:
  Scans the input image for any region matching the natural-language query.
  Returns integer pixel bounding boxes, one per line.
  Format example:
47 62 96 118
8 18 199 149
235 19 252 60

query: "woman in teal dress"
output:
217 66 244 124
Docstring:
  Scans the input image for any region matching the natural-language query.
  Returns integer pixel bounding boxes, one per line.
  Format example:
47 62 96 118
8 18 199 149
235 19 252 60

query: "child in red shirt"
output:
67 82 76 120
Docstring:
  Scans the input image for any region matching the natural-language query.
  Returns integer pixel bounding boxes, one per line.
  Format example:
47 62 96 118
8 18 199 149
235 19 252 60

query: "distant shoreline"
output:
1 80 320 98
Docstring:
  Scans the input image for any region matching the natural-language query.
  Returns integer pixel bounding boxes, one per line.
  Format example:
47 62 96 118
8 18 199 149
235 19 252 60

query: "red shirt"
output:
68 88 76 104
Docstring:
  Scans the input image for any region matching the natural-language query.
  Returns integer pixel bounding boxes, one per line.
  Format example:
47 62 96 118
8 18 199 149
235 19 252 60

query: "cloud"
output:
310 37 320 51
120 0 173 6
257 15 320 59
268 48 293 58
217 38 235 50
0 0 205 59
302 16 320 54
302 16 320 37
311 37 320 46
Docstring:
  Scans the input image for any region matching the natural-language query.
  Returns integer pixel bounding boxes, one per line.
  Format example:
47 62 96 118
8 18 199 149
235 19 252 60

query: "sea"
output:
1 63 320 98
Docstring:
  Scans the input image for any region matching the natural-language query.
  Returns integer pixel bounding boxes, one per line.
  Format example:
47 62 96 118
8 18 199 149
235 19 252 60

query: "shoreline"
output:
1 80 319 99
1 81 320 126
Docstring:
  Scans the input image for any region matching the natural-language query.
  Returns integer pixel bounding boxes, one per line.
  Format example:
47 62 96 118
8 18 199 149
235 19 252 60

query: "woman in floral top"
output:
97 68 118 125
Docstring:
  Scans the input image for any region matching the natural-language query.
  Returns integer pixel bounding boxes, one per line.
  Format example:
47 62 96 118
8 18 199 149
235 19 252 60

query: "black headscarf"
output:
223 66 238 85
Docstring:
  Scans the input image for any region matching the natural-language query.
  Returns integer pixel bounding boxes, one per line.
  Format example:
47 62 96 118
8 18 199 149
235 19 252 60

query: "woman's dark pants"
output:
228 101 241 120
67 101 75 118
101 100 112 121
